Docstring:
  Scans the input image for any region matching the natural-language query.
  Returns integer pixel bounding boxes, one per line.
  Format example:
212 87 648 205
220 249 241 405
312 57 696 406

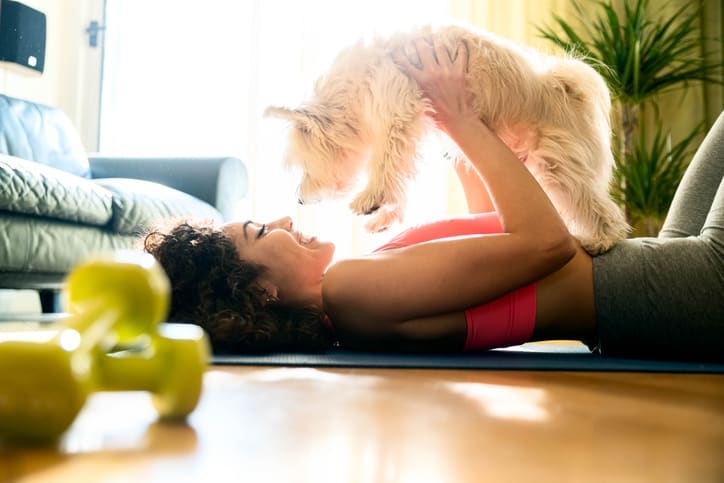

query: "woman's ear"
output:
259 280 279 303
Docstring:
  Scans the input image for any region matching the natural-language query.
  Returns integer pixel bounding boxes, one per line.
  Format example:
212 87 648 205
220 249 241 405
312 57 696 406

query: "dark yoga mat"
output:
213 342 724 373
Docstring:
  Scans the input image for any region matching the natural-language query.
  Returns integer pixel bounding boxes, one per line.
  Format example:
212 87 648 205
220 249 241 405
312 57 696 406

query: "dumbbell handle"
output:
63 297 124 354
95 323 208 419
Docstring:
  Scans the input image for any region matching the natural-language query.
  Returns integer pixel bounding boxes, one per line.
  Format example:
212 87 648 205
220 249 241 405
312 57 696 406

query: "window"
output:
100 0 460 258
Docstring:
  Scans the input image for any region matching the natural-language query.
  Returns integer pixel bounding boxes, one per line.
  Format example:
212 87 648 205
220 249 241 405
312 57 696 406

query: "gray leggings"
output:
592 111 724 361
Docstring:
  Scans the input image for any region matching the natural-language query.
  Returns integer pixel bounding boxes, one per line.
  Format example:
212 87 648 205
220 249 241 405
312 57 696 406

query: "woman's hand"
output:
392 38 476 134
394 35 575 277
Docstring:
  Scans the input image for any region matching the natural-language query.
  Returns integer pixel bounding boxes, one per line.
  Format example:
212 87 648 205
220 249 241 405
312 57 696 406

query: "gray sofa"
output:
0 93 249 311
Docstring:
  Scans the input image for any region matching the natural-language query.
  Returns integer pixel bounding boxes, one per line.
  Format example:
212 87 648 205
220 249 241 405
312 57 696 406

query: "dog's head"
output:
264 105 364 204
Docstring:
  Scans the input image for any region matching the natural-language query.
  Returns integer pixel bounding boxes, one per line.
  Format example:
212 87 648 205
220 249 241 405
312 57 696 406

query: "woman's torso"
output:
535 245 596 342
326 212 597 348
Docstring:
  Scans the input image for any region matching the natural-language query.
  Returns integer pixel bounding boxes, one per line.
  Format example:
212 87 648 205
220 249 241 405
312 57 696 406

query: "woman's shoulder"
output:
323 255 385 307
322 256 392 336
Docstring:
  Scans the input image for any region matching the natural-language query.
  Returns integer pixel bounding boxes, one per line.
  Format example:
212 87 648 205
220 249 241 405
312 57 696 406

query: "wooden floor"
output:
1 366 724 483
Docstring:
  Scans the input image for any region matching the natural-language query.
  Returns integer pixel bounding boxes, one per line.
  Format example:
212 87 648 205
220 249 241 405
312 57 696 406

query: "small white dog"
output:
265 24 629 255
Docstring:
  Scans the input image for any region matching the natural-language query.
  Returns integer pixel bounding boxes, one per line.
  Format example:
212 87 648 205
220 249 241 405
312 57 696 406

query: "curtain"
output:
100 0 453 260
449 0 723 148
701 0 724 126
449 0 571 49
637 0 724 145
101 1 721 258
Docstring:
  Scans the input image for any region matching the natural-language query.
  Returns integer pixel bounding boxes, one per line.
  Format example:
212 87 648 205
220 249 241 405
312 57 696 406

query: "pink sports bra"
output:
372 212 537 352
373 212 504 252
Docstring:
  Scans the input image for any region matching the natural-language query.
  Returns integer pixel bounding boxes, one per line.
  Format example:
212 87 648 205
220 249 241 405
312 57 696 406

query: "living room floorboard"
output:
1 366 723 482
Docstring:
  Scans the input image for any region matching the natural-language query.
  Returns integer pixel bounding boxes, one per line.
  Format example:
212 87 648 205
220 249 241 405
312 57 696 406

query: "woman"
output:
145 40 724 361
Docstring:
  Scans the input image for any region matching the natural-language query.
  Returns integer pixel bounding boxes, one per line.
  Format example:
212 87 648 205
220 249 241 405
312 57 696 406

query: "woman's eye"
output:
257 224 267 239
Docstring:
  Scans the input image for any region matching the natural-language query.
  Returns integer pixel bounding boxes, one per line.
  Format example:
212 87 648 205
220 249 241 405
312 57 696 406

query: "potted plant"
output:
537 0 722 235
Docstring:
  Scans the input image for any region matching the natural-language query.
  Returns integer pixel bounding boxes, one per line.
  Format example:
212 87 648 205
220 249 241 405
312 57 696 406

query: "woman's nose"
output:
269 216 293 231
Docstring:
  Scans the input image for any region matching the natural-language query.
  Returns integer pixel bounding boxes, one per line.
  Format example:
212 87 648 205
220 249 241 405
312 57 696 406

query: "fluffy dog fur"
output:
265 24 629 255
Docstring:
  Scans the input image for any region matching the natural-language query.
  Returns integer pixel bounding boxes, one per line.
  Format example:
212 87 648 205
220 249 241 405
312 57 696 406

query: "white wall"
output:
0 0 104 151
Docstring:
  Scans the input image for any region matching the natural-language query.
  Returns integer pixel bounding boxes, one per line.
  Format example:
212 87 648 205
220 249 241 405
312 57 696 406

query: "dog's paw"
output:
350 190 387 217
363 207 403 233
578 214 631 255
579 238 613 256
578 226 628 255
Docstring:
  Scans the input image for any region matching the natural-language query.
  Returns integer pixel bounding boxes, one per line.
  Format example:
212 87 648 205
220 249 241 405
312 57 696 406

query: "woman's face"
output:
221 216 335 308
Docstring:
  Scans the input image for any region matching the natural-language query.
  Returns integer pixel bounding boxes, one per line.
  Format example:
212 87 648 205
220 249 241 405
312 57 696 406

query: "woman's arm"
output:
403 40 566 240
336 312 467 353
454 158 495 213
323 39 576 339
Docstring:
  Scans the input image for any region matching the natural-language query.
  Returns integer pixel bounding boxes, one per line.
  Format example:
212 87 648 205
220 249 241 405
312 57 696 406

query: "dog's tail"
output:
531 124 630 254
542 57 614 177
536 58 629 253
544 57 611 128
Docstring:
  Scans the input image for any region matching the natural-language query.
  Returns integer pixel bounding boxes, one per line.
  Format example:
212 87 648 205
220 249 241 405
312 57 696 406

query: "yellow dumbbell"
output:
0 251 210 442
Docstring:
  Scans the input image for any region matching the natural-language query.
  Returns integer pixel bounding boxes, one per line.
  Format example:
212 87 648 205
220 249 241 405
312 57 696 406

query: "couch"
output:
0 93 249 312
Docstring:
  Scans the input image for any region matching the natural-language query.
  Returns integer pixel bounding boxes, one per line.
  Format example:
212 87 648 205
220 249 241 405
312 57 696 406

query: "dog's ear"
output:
264 106 296 120
264 106 317 135
264 106 309 123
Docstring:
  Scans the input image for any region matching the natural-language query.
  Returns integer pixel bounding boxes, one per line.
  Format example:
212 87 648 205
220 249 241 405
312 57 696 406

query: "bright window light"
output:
100 0 455 258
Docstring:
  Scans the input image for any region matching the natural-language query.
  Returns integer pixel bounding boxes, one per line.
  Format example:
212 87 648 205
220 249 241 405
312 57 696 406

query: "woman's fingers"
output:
433 39 452 67
391 47 415 71
392 38 466 74
390 37 473 133
453 41 469 75
413 37 438 68
390 37 439 73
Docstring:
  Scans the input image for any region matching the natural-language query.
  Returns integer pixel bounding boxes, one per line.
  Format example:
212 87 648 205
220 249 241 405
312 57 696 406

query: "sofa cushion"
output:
93 178 223 235
0 214 137 273
0 154 113 226
0 94 91 178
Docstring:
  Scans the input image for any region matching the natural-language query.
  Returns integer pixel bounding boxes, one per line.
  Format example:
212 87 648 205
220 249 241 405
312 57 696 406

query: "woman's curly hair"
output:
143 221 335 354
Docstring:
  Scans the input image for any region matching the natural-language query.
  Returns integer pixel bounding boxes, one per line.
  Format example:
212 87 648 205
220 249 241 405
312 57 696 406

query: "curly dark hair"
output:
143 221 335 354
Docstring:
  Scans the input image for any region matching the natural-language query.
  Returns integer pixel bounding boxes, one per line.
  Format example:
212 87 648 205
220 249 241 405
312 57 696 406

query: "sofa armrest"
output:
88 155 249 221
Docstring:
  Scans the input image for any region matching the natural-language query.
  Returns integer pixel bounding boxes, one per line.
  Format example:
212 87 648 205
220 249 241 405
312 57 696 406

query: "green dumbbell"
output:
0 251 210 442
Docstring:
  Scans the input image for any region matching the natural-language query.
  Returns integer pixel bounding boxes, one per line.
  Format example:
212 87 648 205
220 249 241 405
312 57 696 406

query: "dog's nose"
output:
297 197 305 205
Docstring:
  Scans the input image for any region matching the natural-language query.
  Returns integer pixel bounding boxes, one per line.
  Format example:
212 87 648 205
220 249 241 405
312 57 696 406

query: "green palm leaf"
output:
614 124 702 220
537 0 721 235
614 123 703 236
537 0 723 103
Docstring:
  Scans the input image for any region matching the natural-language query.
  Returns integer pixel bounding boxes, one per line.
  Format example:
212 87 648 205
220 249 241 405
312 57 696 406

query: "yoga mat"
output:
4 317 718 373
213 343 724 373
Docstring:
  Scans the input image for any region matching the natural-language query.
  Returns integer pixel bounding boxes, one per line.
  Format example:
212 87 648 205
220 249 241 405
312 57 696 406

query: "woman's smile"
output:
221 216 335 307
